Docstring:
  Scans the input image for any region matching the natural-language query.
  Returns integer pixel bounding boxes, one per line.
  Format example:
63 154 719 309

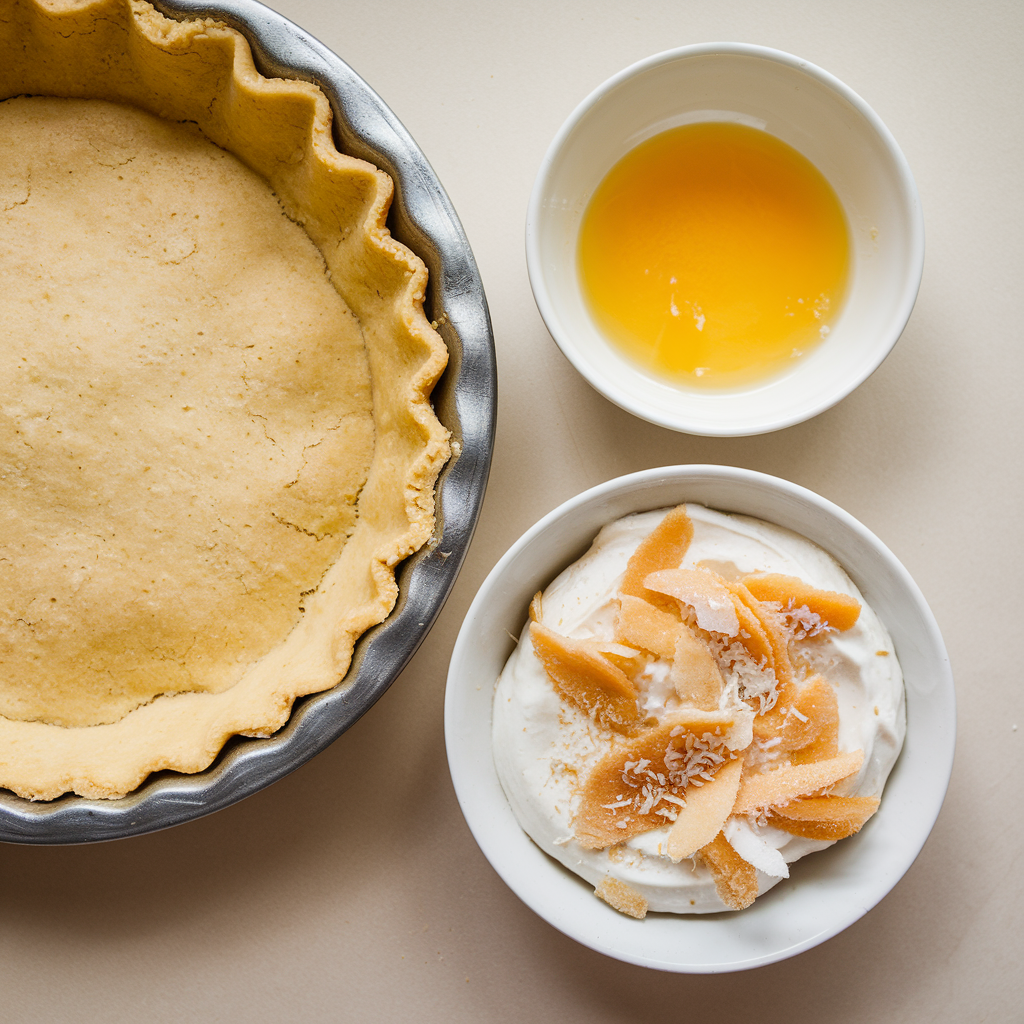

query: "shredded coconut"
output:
614 730 734 822
706 632 780 714
764 598 834 641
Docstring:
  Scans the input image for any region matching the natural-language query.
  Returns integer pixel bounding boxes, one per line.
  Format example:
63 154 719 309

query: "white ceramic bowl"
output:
445 466 954 972
526 45 924 436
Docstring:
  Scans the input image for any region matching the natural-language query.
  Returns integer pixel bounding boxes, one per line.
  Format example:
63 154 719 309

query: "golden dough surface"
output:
0 96 375 729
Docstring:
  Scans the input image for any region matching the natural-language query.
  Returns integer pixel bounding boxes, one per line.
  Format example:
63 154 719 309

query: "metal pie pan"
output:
0 0 496 844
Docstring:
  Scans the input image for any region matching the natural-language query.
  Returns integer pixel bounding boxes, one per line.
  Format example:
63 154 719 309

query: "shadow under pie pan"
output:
0 0 495 843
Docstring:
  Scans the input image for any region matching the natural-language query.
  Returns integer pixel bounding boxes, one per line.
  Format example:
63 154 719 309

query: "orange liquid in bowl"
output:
578 122 850 390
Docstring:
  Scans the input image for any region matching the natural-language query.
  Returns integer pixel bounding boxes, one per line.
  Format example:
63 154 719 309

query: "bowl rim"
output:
525 42 925 437
0 0 496 844
445 465 955 971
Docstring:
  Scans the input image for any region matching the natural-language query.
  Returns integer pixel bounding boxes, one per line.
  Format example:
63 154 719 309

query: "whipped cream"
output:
492 505 905 913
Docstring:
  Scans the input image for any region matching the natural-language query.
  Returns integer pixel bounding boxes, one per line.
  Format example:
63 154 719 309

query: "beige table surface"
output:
3 0 1021 1020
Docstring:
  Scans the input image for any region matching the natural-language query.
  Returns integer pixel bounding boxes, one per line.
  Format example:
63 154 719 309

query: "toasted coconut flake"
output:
751 679 798 742
704 634 778 716
619 506 694 606
667 756 744 862
723 817 789 878
593 641 648 680
753 675 838 765
595 877 648 919
528 591 543 623
742 573 861 631
733 749 864 814
670 626 723 711
699 832 759 911
575 712 735 849
615 594 682 659
644 568 740 636
788 679 840 764
529 622 638 727
594 641 645 659
726 580 794 691
728 593 776 673
767 795 880 840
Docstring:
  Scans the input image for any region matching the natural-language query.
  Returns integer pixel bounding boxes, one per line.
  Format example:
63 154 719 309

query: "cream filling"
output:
492 504 906 914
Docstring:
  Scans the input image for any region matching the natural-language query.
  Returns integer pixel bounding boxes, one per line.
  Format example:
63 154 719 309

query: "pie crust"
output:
0 0 450 799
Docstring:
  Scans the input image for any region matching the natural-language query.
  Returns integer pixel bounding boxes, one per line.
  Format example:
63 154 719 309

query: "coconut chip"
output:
593 640 649 681
698 832 759 911
615 594 683 659
767 795 880 840
732 749 865 814
741 573 861 632
574 712 736 849
529 621 638 727
723 817 789 878
752 674 839 765
726 579 794 691
595 877 648 919
644 567 797 711
728 595 777 677
619 506 694 608
644 568 740 636
670 625 724 711
666 756 744 862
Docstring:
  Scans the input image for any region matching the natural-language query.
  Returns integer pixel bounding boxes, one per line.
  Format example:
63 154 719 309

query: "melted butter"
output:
578 122 850 389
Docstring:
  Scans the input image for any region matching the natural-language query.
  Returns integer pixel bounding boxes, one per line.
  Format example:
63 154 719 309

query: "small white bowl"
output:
526 45 924 436
445 466 954 972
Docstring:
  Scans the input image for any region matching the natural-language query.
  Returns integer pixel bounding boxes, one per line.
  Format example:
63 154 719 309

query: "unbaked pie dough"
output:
0 0 450 800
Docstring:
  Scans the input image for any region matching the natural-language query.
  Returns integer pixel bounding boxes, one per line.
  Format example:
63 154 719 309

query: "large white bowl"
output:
445 466 954 972
526 45 924 436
